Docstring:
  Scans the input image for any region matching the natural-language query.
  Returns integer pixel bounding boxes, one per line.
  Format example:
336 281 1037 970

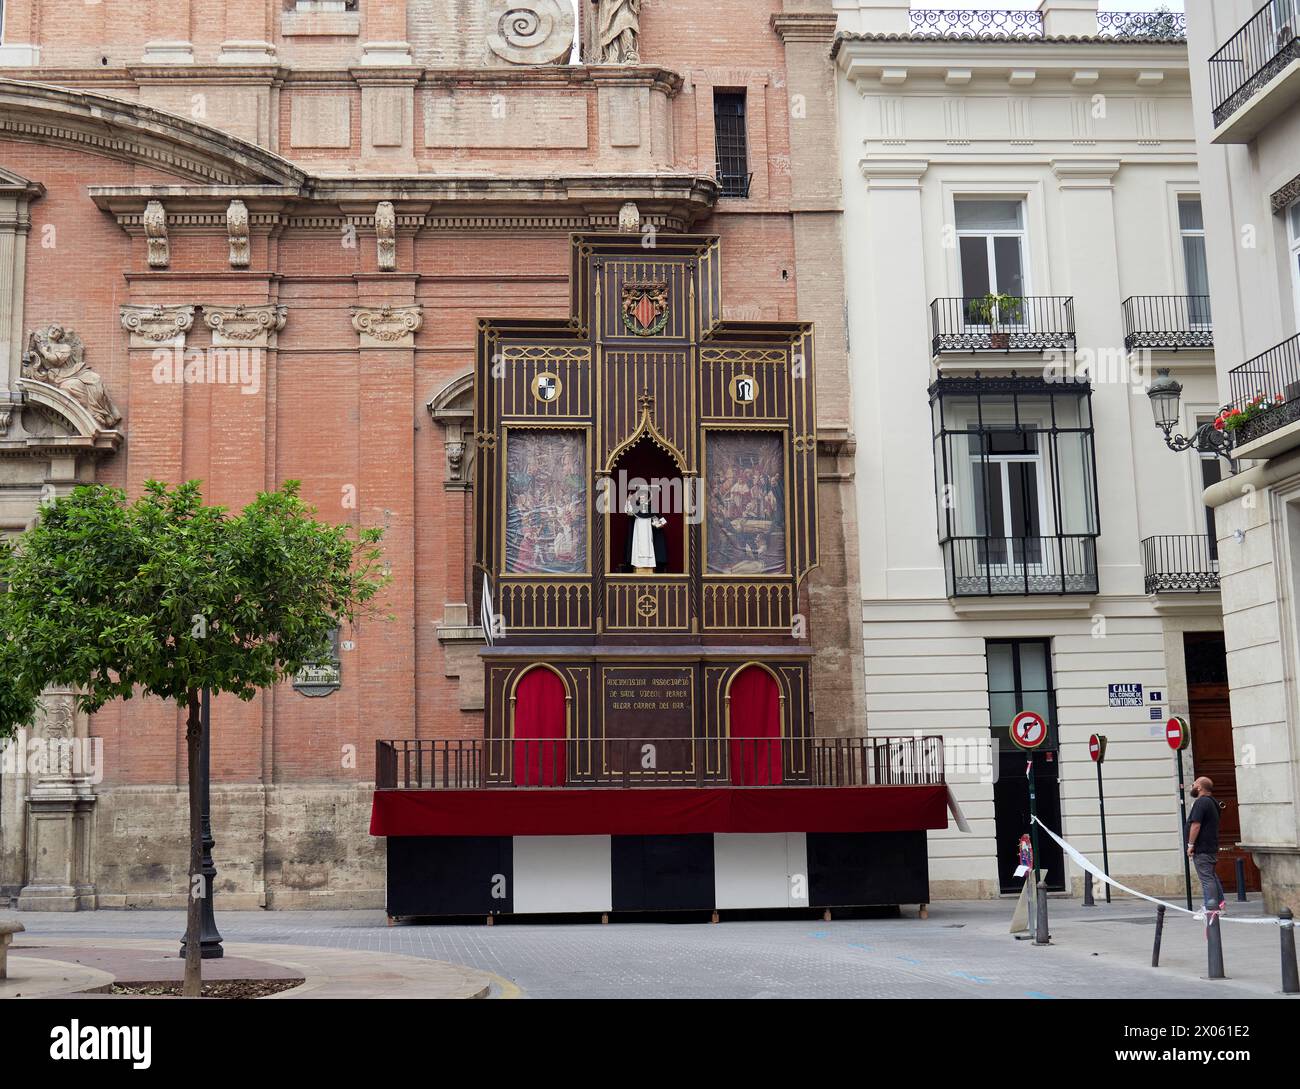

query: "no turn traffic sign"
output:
1010 710 1049 751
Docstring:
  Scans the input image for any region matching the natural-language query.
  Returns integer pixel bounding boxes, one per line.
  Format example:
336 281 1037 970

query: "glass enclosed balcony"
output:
929 374 1100 597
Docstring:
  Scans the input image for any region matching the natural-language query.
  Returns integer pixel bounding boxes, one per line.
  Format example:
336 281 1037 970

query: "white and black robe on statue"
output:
625 497 668 571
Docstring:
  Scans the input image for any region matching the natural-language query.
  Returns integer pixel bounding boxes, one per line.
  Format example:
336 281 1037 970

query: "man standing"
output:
1186 776 1227 913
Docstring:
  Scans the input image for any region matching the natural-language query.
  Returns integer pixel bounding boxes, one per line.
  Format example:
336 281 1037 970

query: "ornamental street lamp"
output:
179 687 224 960
1147 368 1235 459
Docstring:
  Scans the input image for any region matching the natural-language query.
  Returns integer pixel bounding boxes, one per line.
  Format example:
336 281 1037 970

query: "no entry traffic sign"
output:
1165 715 1190 752
1089 733 1107 763
1010 710 1049 751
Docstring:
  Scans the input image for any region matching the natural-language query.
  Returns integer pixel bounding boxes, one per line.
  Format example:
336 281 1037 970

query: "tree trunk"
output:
183 687 203 997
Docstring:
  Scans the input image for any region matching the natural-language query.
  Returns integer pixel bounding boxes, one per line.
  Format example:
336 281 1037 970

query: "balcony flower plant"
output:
968 292 1025 350
1215 393 1285 433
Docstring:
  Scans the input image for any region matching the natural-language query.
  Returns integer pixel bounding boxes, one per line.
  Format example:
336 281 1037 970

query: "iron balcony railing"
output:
1209 0 1300 128
942 535 1099 597
375 736 946 790
907 9 1185 41
909 9 1043 39
717 171 753 199
930 297 1076 356
1096 10 1187 42
1122 296 1214 353
1141 535 1220 594
1227 331 1300 446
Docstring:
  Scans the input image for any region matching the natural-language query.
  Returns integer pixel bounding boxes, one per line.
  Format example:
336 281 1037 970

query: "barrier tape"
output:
1030 816 1287 927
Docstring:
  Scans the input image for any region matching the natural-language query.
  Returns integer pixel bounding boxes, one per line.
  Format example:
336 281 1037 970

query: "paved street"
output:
5 896 1295 999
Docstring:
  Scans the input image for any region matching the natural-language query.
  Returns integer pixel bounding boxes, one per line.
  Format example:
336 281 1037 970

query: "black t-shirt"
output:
1187 795 1220 855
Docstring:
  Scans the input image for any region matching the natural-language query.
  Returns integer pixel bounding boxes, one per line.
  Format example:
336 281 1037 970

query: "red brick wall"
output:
3 0 806 794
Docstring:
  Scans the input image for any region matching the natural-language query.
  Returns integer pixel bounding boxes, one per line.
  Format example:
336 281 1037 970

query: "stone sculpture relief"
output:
22 324 122 429
486 0 577 65
593 0 640 64
618 201 642 232
351 304 424 346
202 303 288 347
228 200 250 268
376 201 397 271
119 303 196 346
144 199 169 268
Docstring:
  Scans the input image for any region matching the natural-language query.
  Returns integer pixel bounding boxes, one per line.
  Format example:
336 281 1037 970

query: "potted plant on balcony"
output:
1215 393 1285 434
969 292 1025 350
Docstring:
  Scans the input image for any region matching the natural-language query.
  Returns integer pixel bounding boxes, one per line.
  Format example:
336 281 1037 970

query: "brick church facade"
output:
0 1 865 909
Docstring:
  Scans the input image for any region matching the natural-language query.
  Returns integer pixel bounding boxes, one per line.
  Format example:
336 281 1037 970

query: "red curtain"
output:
513 668 567 786
729 667 782 785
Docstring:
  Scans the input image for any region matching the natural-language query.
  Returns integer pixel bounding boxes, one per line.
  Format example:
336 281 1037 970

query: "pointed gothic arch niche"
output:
607 437 687 575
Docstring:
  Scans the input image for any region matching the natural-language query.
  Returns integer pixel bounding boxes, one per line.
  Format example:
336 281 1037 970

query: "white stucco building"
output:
1185 0 1300 913
833 0 1240 898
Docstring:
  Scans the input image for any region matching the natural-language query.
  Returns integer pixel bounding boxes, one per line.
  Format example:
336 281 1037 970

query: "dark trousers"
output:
1193 852 1225 909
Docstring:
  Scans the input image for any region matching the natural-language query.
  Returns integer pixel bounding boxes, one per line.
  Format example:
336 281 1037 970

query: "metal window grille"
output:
714 91 751 199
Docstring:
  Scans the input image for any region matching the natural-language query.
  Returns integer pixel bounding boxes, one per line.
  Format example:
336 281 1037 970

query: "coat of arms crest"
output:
621 282 670 336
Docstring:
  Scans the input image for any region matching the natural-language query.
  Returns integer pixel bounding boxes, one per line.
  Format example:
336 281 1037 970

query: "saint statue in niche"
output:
624 484 668 573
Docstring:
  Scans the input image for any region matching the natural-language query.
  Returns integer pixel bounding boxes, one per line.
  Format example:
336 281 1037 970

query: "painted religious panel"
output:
504 429 588 575
706 432 787 574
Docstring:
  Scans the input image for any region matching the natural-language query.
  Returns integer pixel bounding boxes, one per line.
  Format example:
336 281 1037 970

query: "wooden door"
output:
1185 633 1259 892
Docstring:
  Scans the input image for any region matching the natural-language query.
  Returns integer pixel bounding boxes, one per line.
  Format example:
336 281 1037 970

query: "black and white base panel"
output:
386 831 930 918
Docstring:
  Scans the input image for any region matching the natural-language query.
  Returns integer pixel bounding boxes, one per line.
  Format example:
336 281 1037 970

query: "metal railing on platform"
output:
375 736 945 790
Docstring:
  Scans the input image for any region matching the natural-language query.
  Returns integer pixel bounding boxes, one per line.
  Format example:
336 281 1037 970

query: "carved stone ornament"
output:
202 303 288 348
375 200 397 272
119 303 196 348
593 0 641 64
227 199 251 268
1271 173 1300 215
618 201 642 232
487 0 577 65
427 371 474 490
351 304 424 347
143 199 169 268
446 438 466 479
21 324 122 429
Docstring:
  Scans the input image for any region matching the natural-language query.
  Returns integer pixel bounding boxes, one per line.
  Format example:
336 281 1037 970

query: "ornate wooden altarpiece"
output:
474 234 820 782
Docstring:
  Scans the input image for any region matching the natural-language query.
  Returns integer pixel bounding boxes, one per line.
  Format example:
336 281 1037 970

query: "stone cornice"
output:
836 36 1190 89
858 159 930 188
12 65 686 97
88 175 720 234
0 78 307 187
1052 158 1123 188
772 13 841 45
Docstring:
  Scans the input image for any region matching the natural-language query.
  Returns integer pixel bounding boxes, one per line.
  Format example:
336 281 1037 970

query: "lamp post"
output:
1147 369 1235 459
180 687 224 959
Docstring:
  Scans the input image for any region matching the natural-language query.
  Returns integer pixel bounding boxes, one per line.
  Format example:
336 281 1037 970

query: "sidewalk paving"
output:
3 937 499 1000
2 895 1295 999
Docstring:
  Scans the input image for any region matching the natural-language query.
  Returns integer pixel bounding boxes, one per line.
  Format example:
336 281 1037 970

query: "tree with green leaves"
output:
0 480 385 996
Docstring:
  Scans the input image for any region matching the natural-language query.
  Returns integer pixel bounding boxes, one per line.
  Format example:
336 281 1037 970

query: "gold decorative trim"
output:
602 389 690 474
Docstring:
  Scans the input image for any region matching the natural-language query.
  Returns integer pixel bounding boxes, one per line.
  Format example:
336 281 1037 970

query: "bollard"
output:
1281 908 1299 995
1034 880 1051 945
1236 858 1248 902
1083 872 1095 907
1152 904 1166 967
1206 911 1226 980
